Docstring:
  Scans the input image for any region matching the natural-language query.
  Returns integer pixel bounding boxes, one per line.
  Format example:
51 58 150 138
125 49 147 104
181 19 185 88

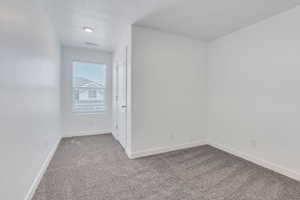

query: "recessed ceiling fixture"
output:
83 26 94 33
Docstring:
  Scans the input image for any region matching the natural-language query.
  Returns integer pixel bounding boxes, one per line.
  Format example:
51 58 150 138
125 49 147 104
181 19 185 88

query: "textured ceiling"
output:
45 0 180 51
137 0 300 41
45 0 300 51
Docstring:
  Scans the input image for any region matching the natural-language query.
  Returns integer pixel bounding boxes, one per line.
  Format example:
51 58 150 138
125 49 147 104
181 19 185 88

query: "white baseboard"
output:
25 139 60 200
63 129 112 138
128 140 207 159
209 142 300 182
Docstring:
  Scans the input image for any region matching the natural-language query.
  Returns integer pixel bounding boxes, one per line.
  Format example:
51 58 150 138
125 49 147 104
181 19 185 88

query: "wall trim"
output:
209 142 300 182
25 139 60 200
127 140 207 159
63 129 112 138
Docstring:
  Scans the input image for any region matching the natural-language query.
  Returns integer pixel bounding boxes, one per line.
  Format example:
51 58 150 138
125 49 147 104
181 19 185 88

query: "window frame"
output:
71 60 107 114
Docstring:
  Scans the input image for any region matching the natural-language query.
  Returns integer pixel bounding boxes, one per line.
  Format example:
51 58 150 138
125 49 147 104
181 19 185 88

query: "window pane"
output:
72 62 106 113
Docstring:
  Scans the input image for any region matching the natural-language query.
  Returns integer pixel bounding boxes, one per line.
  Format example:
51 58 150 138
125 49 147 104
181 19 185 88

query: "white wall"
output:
208 6 300 180
131 26 208 155
0 1 61 199
61 47 113 137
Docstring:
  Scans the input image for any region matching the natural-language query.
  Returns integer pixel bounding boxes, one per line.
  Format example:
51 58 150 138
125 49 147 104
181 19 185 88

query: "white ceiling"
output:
137 0 300 41
45 0 180 51
45 0 300 51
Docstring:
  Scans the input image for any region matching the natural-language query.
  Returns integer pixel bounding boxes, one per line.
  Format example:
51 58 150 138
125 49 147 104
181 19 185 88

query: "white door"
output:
114 47 128 149
112 62 119 140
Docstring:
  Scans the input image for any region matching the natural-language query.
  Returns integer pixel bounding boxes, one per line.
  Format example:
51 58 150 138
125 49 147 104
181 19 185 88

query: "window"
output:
88 90 97 98
72 61 106 113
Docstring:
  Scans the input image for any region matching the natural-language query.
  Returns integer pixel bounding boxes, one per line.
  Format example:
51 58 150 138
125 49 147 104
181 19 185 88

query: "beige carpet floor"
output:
33 134 300 200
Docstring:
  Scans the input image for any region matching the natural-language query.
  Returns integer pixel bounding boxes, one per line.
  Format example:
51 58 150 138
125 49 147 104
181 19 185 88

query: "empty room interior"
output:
2 0 300 199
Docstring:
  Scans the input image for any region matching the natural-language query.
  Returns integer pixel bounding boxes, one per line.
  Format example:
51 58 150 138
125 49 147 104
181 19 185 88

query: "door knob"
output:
121 105 127 108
